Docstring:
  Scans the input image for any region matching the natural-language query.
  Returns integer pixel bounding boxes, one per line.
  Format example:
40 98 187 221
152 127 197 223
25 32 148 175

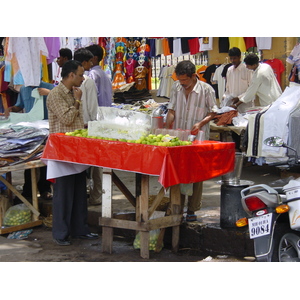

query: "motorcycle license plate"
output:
248 213 272 239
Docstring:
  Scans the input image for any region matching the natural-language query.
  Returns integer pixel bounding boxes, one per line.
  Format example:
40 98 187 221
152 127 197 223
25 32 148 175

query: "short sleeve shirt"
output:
168 79 216 139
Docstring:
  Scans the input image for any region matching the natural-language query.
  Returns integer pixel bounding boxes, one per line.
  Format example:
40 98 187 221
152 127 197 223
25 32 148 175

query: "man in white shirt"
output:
166 60 216 222
222 47 253 151
233 53 282 108
73 48 98 125
222 47 253 113
74 48 102 206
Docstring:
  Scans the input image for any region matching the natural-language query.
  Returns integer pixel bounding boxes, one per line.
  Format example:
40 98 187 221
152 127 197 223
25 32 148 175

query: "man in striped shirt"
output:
166 60 216 222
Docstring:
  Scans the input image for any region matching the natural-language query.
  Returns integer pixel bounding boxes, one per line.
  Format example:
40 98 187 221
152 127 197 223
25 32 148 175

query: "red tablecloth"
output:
41 133 235 188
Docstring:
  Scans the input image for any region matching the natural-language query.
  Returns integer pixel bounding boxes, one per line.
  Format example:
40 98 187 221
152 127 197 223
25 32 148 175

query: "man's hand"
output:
191 122 201 135
4 107 11 118
38 88 50 96
72 87 82 100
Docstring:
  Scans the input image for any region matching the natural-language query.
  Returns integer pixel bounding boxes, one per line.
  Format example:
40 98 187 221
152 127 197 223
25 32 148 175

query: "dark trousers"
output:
52 171 90 240
22 166 51 197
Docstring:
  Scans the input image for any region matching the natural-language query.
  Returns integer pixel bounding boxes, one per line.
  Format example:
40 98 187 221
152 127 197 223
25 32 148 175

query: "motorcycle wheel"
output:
278 232 300 262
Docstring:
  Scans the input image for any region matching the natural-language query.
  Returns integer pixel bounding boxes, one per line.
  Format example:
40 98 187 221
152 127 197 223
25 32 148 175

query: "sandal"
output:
40 192 53 200
186 214 197 222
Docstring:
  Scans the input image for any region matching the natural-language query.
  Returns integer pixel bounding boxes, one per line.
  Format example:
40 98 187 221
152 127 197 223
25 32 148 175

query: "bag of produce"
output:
3 204 32 226
133 211 165 251
133 230 161 251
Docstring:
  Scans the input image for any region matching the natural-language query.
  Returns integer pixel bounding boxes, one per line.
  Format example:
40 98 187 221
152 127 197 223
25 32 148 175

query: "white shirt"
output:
256 37 272 50
223 62 253 112
81 75 98 124
168 79 216 139
240 63 282 107
212 64 225 101
7 37 48 86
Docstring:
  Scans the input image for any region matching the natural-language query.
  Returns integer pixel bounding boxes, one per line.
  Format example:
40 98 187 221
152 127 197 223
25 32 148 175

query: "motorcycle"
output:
236 136 300 262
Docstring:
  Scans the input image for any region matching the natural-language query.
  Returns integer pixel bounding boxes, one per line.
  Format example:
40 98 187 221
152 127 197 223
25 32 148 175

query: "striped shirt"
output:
47 82 84 134
168 79 216 139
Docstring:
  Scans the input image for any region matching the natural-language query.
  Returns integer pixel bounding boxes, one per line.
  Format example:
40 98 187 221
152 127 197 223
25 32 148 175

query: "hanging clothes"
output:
4 37 48 86
219 37 229 53
264 58 285 85
134 66 148 90
157 65 175 98
228 37 246 53
112 62 126 90
243 37 257 50
173 38 183 57
196 65 207 83
256 37 272 50
203 64 220 98
199 37 213 51
287 44 300 82
212 64 225 100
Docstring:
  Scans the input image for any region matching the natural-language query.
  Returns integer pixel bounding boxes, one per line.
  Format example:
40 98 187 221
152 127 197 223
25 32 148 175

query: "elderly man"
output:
166 60 216 222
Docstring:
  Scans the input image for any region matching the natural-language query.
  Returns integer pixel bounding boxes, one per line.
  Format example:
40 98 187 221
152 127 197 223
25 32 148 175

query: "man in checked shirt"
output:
47 60 98 246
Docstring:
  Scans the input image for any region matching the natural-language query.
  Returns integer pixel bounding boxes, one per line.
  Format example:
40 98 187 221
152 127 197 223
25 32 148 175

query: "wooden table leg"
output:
31 168 39 221
138 174 149 259
170 184 181 253
102 168 113 254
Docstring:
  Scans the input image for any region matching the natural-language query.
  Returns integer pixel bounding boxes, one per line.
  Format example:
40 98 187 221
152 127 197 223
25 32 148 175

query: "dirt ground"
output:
0 162 285 263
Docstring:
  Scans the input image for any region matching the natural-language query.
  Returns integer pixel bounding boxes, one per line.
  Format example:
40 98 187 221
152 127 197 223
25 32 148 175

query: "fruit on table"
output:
64 129 192 147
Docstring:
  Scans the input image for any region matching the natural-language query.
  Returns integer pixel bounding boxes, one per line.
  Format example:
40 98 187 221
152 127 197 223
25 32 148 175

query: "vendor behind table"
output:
166 60 216 222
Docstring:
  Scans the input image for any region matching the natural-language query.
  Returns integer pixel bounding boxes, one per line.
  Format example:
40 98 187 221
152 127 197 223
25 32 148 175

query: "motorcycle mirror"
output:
264 136 285 147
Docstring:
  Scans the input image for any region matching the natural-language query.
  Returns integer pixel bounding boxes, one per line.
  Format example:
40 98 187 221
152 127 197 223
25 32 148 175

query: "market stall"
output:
0 159 45 234
41 133 235 258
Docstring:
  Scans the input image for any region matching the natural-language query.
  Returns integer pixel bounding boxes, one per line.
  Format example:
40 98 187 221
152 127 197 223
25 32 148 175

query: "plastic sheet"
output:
41 133 235 188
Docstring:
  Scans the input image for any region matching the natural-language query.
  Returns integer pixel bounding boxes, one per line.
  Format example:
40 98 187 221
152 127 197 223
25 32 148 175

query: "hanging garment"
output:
134 66 148 90
199 37 213 51
203 64 220 98
112 63 126 90
44 37 60 64
264 58 285 85
188 38 200 55
124 58 137 83
219 37 229 53
212 64 225 100
228 37 246 53
256 37 272 50
173 39 183 57
157 65 175 98
243 37 257 50
287 44 300 81
162 38 171 56
5 37 48 86
196 65 207 82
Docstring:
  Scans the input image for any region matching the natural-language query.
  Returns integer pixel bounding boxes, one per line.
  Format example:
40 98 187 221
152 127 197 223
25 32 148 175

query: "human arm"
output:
47 87 82 126
191 112 216 135
38 88 51 96
165 109 175 129
4 106 23 117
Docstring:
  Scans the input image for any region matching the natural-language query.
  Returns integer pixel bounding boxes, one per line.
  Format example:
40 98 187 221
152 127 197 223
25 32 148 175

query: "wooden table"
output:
210 121 246 142
100 169 182 258
0 160 45 234
42 134 235 258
